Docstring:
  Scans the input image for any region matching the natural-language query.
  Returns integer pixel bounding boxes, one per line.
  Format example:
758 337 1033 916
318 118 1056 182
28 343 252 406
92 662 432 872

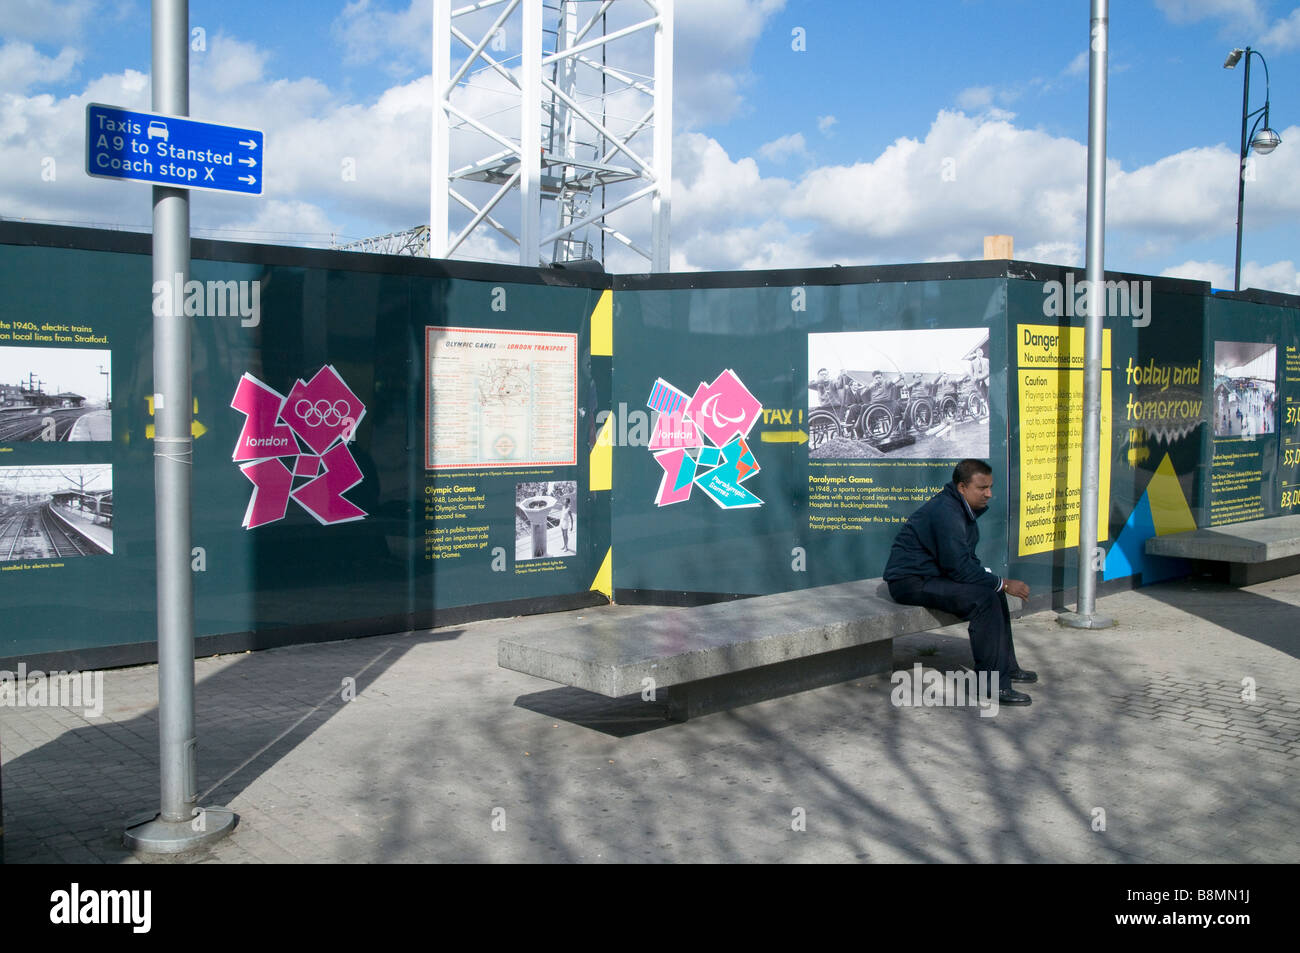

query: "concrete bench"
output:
1145 514 1300 586
499 577 1020 721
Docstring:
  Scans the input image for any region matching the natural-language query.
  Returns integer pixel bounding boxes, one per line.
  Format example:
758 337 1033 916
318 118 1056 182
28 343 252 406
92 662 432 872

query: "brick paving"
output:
2 574 1298 863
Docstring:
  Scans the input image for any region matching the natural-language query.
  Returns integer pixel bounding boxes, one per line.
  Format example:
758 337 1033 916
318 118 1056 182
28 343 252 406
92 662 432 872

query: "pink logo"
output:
230 365 367 528
231 374 296 462
282 366 365 455
685 369 762 448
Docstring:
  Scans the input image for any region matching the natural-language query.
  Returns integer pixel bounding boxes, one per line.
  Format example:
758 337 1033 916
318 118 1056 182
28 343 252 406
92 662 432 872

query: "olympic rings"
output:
294 399 351 427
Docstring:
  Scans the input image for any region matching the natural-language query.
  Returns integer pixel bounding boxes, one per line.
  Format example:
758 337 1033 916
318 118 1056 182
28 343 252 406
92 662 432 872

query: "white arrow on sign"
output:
238 175 256 185
238 157 257 167
239 139 257 150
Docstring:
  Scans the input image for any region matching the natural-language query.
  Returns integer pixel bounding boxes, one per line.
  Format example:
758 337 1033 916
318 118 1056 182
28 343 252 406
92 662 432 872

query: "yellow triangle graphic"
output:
1148 452 1197 535
590 546 613 599
590 411 613 492
590 289 613 357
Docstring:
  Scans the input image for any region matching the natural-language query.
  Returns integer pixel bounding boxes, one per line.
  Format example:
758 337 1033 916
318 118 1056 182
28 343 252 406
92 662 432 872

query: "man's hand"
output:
1004 579 1030 600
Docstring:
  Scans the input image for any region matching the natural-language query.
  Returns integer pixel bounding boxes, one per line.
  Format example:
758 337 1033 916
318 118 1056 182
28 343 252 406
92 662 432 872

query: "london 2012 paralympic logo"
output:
230 365 367 528
646 369 763 509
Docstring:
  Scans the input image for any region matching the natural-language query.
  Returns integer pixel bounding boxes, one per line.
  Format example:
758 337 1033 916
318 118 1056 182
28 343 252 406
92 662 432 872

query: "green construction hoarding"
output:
1 223 1297 667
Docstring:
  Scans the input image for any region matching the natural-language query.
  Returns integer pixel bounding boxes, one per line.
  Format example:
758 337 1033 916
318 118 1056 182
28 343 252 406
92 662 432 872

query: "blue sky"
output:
2 0 1297 290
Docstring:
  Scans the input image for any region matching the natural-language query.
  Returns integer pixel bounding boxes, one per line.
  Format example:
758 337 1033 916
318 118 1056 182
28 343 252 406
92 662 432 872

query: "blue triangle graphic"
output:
1105 489 1190 584
1104 494 1154 581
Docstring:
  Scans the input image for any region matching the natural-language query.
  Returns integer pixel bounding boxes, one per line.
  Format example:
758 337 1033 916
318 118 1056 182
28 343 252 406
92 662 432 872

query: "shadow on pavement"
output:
514 687 674 738
1143 578 1300 661
0 626 463 863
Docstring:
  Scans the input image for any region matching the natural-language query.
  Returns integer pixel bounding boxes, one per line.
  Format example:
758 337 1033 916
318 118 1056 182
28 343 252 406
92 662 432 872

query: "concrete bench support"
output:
658 640 893 721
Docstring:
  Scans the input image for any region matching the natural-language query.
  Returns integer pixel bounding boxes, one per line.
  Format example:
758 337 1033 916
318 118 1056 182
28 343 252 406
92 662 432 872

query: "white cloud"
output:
785 111 1085 259
0 41 81 94
1154 0 1266 28
1259 7 1300 50
955 85 1021 112
656 112 1300 290
0 0 101 43
673 0 787 127
672 131 791 230
1107 146 1237 234
332 0 431 74
817 115 837 135
677 0 786 64
1019 241 1084 266
956 86 994 111
757 132 808 163
1161 258 1231 285
1161 258 1300 294
1064 51 1088 77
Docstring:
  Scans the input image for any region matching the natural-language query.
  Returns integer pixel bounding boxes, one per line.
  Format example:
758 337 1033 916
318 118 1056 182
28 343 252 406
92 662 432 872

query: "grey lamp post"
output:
1225 47 1282 292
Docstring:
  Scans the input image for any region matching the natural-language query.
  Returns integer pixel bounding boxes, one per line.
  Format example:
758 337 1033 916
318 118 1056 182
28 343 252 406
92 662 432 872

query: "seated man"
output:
883 458 1036 705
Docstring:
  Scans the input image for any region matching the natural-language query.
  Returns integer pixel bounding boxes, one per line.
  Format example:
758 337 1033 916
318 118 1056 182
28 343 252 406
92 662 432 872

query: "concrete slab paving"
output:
1 574 1297 864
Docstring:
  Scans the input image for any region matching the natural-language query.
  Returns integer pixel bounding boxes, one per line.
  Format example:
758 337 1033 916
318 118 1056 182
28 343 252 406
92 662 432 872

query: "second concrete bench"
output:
1145 514 1300 585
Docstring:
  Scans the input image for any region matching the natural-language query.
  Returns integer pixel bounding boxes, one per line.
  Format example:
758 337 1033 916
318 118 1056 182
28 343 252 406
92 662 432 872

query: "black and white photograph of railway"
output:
0 346 112 442
0 465 113 561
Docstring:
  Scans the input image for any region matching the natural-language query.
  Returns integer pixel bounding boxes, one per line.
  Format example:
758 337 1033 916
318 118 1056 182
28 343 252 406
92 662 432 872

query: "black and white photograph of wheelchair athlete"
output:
807 328 990 460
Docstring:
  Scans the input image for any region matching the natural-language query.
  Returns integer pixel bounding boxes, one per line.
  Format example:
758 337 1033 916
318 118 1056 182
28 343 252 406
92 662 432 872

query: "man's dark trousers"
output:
887 576 1019 678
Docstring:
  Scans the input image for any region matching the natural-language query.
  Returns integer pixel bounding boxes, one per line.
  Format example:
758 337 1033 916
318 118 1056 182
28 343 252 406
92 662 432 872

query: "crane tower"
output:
431 0 673 270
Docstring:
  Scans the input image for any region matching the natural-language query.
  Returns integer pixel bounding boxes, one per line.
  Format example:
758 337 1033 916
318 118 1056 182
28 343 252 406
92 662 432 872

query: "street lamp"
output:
1225 47 1282 292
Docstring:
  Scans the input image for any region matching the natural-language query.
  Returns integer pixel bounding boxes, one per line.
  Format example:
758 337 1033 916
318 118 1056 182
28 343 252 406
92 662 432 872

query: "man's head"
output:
953 458 994 510
872 371 883 384
817 368 829 381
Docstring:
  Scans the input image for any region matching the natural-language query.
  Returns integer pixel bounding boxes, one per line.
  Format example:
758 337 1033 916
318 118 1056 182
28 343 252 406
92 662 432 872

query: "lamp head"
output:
1251 127 1281 155
1224 48 1245 69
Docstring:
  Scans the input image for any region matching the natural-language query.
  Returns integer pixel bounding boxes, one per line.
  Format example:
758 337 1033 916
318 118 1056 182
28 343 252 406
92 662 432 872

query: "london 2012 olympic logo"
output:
230 365 367 528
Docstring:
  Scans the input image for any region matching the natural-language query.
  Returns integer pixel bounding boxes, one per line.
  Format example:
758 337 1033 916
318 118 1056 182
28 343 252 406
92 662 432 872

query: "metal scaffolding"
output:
431 0 672 269
335 226 431 257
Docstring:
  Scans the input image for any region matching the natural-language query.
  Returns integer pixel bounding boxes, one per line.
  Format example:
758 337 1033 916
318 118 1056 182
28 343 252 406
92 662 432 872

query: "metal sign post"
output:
122 0 236 853
1059 0 1116 631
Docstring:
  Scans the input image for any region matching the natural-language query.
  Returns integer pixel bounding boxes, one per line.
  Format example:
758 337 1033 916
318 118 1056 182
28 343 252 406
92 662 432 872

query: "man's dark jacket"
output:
882 481 1001 590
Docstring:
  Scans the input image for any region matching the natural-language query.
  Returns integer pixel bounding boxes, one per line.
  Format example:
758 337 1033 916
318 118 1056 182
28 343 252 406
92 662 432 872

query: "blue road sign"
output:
86 103 264 196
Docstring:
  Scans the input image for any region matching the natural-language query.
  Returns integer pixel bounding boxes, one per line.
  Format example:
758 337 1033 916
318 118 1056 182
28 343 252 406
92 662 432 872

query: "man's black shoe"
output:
998 687 1032 706
1008 669 1038 683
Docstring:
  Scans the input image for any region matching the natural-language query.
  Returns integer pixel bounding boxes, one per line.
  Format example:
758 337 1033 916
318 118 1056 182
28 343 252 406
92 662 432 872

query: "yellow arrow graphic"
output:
760 430 808 445
144 396 207 440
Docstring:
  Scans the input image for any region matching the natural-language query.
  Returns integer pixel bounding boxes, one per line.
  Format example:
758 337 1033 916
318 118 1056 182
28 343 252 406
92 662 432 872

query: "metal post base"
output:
123 807 237 854
1056 611 1116 629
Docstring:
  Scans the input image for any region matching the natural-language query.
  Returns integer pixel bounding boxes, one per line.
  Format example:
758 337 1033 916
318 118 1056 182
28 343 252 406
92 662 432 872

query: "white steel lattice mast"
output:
431 0 673 269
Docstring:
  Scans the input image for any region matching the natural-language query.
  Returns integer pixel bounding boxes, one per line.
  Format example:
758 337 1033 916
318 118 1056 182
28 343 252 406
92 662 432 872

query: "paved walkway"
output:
2 574 1297 863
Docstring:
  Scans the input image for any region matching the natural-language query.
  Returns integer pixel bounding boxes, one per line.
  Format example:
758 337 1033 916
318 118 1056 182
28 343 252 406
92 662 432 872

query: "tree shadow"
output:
0 627 461 863
5 595 1296 864
347 606 1296 863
